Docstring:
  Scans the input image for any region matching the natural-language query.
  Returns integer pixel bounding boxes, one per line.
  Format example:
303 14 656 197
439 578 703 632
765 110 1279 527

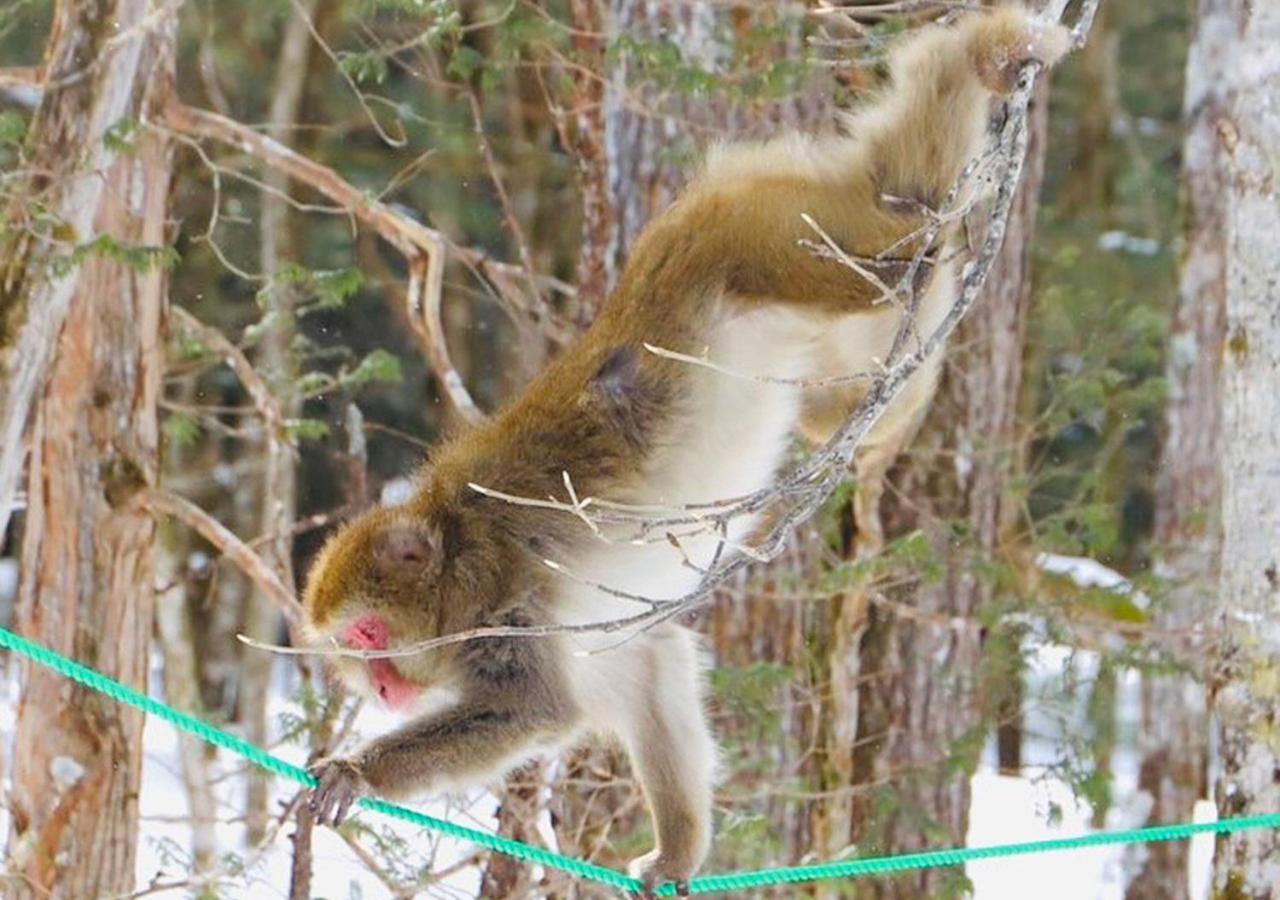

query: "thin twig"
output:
158 98 483 424
140 488 301 621
170 307 287 435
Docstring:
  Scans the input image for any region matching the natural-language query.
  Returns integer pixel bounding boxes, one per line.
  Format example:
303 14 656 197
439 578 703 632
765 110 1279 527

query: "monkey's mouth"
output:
366 658 420 711
342 615 423 712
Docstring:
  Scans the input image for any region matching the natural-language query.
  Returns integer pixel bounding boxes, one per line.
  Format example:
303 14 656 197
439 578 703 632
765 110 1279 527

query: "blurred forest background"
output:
1 0 1277 898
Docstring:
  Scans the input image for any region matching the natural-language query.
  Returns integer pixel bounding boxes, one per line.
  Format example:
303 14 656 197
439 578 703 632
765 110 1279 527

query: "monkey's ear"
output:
371 522 442 574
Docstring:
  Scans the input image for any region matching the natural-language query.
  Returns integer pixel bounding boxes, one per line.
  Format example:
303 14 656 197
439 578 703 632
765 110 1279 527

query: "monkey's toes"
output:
307 757 367 827
628 851 694 898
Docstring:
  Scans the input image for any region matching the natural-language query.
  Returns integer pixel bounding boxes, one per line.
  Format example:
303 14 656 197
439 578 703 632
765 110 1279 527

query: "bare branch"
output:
157 98 485 425
170 306 286 435
643 341 876 389
140 488 301 621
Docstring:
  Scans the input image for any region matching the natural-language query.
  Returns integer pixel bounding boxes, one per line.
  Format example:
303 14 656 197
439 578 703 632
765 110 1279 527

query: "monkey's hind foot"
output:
628 880 690 900
308 756 369 827
968 9 1071 95
629 851 693 898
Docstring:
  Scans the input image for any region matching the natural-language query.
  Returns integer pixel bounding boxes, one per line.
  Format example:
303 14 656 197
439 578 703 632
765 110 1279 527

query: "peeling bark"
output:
3 5 176 893
0 0 169 547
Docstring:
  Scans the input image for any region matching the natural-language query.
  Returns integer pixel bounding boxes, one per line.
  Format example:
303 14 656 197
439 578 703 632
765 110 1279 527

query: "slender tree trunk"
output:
2 5 176 894
242 0 317 845
155 529 218 873
816 82 1052 900
1210 4 1280 896
569 0 718 317
1123 0 1227 894
1062 0 1117 213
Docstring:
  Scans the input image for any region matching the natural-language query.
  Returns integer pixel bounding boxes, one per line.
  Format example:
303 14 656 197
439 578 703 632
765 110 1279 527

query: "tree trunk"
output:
1210 3 1280 896
817 82 1053 899
3 5 175 894
155 529 219 873
569 0 716 317
242 0 317 846
1062 0 1117 214
1123 0 1228 894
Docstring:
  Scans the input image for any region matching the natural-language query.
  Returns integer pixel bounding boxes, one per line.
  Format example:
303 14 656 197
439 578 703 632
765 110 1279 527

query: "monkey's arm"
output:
310 700 557 825
310 612 577 824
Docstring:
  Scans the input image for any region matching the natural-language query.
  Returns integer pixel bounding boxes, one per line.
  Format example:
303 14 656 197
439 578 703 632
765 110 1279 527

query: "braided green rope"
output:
2 625 1277 897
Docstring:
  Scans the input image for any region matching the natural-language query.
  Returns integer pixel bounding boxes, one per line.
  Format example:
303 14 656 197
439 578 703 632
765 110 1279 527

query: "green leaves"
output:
102 117 138 153
347 348 402 386
284 418 330 441
49 234 179 279
338 50 389 85
162 411 201 449
0 110 26 146
255 264 364 314
445 44 485 82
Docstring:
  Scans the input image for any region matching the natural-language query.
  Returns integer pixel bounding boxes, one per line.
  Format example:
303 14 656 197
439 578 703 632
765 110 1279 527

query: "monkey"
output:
302 9 1069 894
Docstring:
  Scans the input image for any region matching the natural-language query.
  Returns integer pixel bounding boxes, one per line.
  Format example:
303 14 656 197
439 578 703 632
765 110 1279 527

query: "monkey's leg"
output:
618 628 716 893
850 355 941 558
800 351 944 558
643 10 1067 319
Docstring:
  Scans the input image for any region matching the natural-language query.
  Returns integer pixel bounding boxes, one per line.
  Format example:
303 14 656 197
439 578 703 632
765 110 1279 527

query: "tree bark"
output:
0 0 172 546
1210 3 1280 896
3 4 176 894
1123 0 1228 894
568 0 717 317
1062 0 1117 213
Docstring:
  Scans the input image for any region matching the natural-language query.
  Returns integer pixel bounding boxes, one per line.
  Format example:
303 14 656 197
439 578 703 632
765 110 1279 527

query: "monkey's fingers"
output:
307 758 365 827
333 783 359 825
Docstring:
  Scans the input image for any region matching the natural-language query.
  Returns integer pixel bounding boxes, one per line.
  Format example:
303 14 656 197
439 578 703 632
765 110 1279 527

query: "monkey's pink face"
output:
341 614 424 712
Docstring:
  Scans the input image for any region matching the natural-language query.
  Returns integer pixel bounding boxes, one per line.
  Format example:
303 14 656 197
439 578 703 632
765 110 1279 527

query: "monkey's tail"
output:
846 8 1070 208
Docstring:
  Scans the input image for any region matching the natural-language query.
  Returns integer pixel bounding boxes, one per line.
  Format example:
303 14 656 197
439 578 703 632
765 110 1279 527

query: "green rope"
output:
2 624 1276 897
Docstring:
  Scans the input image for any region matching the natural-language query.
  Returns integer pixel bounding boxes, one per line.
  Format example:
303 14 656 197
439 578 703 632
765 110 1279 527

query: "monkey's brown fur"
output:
303 9 1068 892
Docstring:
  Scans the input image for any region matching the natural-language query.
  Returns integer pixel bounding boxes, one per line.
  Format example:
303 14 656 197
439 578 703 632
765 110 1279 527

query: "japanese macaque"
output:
303 9 1068 893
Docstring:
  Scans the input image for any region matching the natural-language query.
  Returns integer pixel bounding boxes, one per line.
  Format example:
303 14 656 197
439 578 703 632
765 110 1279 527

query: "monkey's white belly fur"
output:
556 267 954 735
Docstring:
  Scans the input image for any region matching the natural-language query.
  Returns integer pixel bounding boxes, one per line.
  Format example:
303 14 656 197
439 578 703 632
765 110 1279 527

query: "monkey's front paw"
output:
307 757 368 827
628 850 693 898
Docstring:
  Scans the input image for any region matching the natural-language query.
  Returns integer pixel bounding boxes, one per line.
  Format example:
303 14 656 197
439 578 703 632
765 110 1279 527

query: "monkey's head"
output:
302 502 513 712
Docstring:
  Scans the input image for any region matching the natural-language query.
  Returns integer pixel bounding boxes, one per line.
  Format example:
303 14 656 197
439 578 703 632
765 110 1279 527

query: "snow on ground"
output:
133 656 494 898
1 643 1214 898
967 772 1214 900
